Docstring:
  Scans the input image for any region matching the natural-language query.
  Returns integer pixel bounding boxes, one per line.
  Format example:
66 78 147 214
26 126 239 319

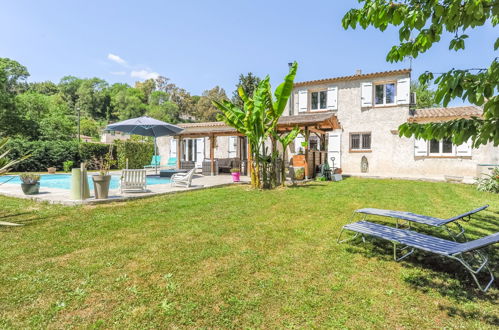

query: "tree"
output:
38 95 75 140
195 86 227 121
135 79 156 104
232 73 261 108
342 0 498 147
28 81 59 95
0 58 29 94
79 117 101 138
147 91 180 123
75 78 111 119
213 62 299 189
14 92 51 139
110 84 147 120
411 81 441 109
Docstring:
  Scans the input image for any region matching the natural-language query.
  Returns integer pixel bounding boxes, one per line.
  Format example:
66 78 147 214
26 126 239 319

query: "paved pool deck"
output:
0 171 250 206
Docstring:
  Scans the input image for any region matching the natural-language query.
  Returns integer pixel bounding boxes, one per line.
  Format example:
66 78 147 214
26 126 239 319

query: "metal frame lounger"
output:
351 205 489 240
338 221 499 291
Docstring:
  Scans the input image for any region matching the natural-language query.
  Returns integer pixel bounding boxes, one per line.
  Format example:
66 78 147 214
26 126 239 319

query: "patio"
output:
0 171 249 206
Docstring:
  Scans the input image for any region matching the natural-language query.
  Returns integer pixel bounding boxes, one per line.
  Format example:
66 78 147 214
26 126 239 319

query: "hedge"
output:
115 140 154 169
6 139 153 172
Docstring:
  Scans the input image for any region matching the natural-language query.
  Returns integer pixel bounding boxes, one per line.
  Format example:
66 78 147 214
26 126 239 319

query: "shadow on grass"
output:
0 211 50 230
341 235 498 303
437 304 499 327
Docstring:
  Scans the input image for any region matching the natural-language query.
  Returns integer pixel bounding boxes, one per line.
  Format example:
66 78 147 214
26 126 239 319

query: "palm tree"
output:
0 138 29 176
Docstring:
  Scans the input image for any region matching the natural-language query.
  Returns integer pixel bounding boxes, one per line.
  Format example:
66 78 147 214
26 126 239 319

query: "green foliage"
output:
114 140 154 169
6 139 79 172
213 62 298 189
79 142 114 164
147 91 180 123
63 160 74 172
231 73 261 109
0 57 29 93
0 138 30 175
343 0 499 147
476 167 499 193
110 84 147 120
411 81 441 109
195 86 227 121
79 117 101 138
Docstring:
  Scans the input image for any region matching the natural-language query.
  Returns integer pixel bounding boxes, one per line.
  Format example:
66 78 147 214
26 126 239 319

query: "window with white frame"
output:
310 90 327 111
350 132 371 151
374 83 395 105
429 139 454 156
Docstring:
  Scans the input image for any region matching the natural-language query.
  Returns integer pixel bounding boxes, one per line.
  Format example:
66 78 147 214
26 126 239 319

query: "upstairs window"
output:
374 83 395 105
350 132 371 151
310 90 327 111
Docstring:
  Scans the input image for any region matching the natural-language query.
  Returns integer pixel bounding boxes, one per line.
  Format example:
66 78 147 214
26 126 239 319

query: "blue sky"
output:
1 0 497 101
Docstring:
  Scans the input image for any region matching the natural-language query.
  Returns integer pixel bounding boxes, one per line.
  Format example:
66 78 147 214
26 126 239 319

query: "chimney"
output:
355 69 362 75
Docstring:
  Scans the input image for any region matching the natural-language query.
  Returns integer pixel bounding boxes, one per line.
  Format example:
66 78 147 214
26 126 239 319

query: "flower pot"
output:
21 183 40 195
47 167 56 174
92 175 111 199
231 172 240 182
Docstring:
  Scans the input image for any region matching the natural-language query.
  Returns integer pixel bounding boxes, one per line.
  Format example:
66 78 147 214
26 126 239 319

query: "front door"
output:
196 138 205 168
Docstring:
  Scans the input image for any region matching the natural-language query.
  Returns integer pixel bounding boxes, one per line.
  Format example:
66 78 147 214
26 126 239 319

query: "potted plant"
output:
294 167 305 180
47 167 56 174
230 168 241 182
20 173 40 195
63 160 74 173
92 147 115 199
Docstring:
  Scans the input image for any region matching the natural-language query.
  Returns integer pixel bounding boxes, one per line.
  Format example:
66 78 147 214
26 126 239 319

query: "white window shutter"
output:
170 138 177 158
327 86 338 110
298 90 308 112
228 136 237 157
196 138 205 167
328 131 341 168
414 138 428 156
456 139 472 157
396 77 410 104
361 82 372 107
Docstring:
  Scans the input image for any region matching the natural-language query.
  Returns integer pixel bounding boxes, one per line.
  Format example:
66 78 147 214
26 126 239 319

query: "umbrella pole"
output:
154 137 158 176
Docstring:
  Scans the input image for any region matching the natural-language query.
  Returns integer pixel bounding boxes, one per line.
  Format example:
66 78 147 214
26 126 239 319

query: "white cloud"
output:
107 53 127 65
110 71 127 76
130 69 159 80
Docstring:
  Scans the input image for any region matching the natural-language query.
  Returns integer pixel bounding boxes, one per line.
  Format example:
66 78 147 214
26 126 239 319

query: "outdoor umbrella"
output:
105 116 183 174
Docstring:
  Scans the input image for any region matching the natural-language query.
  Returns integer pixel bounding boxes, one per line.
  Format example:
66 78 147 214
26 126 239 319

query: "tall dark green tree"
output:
232 73 261 109
342 0 498 147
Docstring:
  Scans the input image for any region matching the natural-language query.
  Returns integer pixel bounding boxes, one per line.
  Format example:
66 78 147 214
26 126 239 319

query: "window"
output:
310 90 327 111
350 132 371 151
429 139 455 156
374 83 395 105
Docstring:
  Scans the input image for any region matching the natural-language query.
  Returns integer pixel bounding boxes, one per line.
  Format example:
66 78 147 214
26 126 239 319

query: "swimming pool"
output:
0 174 171 190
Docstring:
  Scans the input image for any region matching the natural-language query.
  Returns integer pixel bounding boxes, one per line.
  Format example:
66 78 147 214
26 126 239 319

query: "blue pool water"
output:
0 174 171 190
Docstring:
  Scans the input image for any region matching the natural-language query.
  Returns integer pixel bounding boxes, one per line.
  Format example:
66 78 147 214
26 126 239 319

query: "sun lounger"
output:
353 205 489 240
171 168 195 188
338 220 499 291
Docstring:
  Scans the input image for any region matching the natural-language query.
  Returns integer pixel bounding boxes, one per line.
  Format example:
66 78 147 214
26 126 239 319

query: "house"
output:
157 68 499 182
100 130 131 144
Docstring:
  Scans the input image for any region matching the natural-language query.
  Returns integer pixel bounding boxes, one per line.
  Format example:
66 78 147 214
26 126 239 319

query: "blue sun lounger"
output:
338 221 499 291
353 205 489 240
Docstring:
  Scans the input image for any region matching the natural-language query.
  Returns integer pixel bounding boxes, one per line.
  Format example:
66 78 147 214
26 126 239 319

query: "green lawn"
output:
0 178 498 328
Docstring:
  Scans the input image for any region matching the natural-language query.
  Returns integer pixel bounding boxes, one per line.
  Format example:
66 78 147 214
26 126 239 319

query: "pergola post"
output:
304 126 309 179
177 137 182 169
210 135 215 176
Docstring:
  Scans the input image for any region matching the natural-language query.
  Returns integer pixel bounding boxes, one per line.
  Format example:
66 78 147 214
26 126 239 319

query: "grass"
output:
0 178 498 328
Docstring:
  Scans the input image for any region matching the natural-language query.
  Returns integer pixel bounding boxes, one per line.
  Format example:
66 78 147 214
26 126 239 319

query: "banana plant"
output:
0 138 30 176
213 62 299 189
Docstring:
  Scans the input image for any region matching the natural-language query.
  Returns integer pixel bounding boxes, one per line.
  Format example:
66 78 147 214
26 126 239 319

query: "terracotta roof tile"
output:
294 69 411 87
409 106 483 123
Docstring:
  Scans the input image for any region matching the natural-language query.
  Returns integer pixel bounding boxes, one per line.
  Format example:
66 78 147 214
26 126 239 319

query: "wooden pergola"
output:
174 112 341 177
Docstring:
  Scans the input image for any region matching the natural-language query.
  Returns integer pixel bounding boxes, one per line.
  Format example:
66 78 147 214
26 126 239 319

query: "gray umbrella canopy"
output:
106 116 183 137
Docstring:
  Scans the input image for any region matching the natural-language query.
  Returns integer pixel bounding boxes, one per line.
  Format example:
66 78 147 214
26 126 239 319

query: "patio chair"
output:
167 157 177 167
171 168 195 188
352 205 489 240
120 169 147 193
338 220 499 291
144 155 166 169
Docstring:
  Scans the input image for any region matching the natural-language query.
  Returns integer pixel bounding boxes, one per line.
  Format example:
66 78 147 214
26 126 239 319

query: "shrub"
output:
476 168 499 193
63 160 74 172
114 140 154 169
294 167 305 180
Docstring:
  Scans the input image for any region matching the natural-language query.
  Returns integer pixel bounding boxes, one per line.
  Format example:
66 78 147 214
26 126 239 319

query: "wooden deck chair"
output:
120 169 147 193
